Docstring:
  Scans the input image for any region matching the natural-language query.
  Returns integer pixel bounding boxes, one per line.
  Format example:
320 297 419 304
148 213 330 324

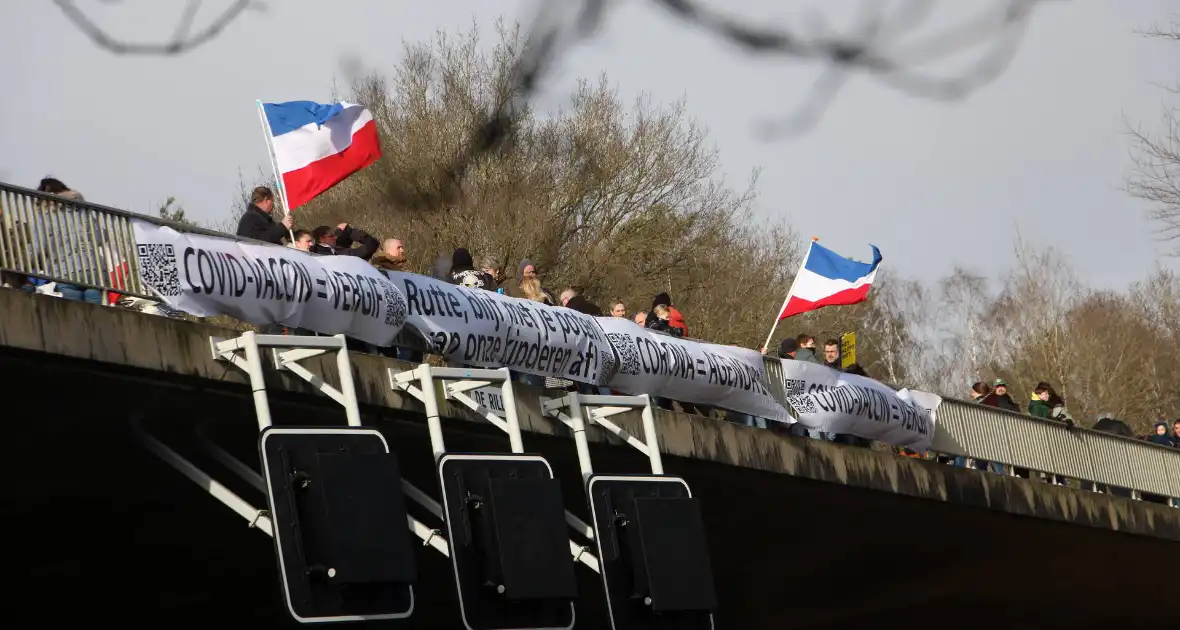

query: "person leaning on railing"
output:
28 178 105 304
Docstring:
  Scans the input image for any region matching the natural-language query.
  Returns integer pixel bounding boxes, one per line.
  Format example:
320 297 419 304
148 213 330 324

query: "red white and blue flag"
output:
261 100 382 210
777 241 882 319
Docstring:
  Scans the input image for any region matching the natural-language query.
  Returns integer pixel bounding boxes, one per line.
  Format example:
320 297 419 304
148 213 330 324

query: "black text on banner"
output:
381 271 615 385
596 316 789 423
132 221 408 346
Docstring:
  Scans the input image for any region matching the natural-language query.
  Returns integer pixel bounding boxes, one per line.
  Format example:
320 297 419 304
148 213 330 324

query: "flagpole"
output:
255 99 295 243
761 239 815 353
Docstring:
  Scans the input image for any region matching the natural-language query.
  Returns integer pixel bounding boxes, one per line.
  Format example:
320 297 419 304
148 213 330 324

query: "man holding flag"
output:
762 239 882 353
235 186 292 244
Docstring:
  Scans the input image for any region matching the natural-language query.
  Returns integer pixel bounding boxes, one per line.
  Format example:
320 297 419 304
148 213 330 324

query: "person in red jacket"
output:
647 292 687 335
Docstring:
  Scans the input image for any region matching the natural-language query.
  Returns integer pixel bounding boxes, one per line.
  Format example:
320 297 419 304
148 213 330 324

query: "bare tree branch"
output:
1127 16 1180 248
54 0 1046 211
1136 18 1180 41
54 0 259 55
433 0 1047 208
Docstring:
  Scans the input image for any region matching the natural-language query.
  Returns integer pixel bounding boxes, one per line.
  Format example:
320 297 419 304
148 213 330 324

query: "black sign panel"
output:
438 453 577 630
260 426 415 623
587 474 716 630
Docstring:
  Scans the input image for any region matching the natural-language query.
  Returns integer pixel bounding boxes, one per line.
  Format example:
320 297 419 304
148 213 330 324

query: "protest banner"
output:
775 359 939 450
596 317 789 423
132 221 407 345
379 271 615 385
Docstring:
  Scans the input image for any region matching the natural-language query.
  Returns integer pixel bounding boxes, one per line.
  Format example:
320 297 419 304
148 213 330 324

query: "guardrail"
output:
2 182 1178 502
933 399 1180 499
0 182 263 300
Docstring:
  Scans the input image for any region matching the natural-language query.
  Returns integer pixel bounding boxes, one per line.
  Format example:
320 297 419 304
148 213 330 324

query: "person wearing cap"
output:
981 379 1020 413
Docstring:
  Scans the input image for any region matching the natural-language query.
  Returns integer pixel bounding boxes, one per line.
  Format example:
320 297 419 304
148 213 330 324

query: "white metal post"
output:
334 334 362 427
241 331 274 431
131 422 273 537
255 99 295 242
417 366 447 459
498 368 525 453
566 394 595 482
638 394 664 474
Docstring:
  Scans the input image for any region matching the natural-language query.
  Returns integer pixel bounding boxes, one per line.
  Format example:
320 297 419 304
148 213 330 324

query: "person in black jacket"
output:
449 248 497 290
645 303 684 337
235 186 291 244
559 287 603 316
309 223 379 258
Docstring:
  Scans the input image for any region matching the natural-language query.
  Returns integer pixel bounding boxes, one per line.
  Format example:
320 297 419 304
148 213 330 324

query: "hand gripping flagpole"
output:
255 100 296 243
761 237 816 353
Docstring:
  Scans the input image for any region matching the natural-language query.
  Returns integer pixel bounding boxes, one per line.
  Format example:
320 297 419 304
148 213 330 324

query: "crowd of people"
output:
235 186 692 340
6 181 1179 498
964 378 1180 451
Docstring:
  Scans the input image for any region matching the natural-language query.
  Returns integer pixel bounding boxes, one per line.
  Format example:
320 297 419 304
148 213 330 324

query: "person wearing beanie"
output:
1146 421 1175 447
778 337 799 359
449 247 497 290
981 378 1020 413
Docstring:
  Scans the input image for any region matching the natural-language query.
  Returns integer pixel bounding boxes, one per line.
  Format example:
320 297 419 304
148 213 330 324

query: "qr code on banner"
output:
607 333 641 375
383 284 407 327
136 243 180 297
784 378 806 397
786 394 818 415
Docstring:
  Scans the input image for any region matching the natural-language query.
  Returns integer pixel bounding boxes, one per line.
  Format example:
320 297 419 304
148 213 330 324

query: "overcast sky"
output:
2 0 1176 289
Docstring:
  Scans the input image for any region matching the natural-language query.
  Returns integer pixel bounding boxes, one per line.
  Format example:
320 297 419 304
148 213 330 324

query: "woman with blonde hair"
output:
520 276 554 305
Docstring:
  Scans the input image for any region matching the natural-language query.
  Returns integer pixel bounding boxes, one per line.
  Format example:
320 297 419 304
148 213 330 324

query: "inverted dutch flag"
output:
777 241 883 319
261 100 382 210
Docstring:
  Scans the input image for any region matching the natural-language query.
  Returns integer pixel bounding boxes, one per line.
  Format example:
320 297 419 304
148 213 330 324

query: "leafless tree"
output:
289 24 915 366
908 235 1180 432
859 273 928 386
927 266 998 393
54 0 263 55
1127 19 1180 246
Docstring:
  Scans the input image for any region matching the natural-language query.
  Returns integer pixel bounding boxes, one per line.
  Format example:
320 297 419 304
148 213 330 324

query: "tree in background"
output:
157 196 190 225
1128 19 1180 246
894 236 1180 434
295 22 906 370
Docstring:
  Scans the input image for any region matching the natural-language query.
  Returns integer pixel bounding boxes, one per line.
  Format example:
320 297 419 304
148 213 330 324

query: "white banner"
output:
776 359 940 450
132 221 408 345
379 271 614 385
597 317 790 423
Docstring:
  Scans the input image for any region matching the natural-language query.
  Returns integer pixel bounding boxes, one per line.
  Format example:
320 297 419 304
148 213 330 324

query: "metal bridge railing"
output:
764 357 1180 500
0 182 262 300
2 182 1178 500
930 398 1180 498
